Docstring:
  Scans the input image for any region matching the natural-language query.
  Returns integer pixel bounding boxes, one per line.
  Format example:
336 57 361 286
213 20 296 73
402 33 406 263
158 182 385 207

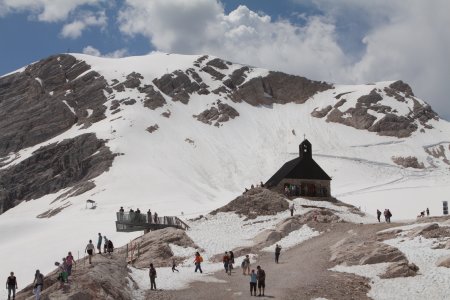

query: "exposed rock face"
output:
153 70 203 104
389 80 414 96
130 227 198 268
139 85 166 110
0 133 115 213
324 88 434 137
425 144 450 165
232 72 332 106
311 105 333 118
392 156 425 169
211 187 288 219
146 124 159 133
194 102 239 126
0 54 108 156
206 58 230 69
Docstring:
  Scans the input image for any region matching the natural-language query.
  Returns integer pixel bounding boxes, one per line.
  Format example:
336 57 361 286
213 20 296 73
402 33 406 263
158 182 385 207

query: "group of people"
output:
222 251 235 275
376 209 393 223
244 182 265 193
55 251 76 285
118 207 161 224
85 233 114 264
5 270 44 300
418 208 430 218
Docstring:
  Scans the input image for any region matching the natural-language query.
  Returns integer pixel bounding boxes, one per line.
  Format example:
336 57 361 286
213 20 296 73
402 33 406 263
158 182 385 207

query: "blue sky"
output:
0 0 449 119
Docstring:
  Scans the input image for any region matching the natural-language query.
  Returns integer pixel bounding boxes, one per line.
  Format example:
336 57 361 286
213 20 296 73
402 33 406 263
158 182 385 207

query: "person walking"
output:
58 258 69 284
376 209 381 222
85 240 95 264
97 233 102 254
194 252 203 273
275 244 282 263
66 252 75 276
172 258 179 272
242 255 250 275
249 269 257 296
256 266 266 297
33 270 44 300
289 202 295 217
107 239 114 254
222 252 230 274
149 263 157 290
154 212 158 224
426 208 430 216
383 209 388 222
6 272 18 300
386 209 392 223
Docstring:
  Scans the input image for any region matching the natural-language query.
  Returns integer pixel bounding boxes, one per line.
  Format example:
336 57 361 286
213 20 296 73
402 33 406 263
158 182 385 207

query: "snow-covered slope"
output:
1 52 450 296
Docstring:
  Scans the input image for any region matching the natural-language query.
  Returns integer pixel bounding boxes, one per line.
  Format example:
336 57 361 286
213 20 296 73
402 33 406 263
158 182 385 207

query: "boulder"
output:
380 260 419 278
130 227 198 268
437 255 450 268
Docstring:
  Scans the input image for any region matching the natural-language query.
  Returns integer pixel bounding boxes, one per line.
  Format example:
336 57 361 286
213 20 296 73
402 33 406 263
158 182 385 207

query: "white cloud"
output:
82 45 101 56
118 0 450 119
60 11 107 39
0 0 102 22
82 45 128 58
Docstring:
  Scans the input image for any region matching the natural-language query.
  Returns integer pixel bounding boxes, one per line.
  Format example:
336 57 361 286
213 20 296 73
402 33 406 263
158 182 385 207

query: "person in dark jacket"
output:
33 270 44 300
275 244 282 263
149 263 157 290
256 266 266 297
6 272 18 300
376 209 381 222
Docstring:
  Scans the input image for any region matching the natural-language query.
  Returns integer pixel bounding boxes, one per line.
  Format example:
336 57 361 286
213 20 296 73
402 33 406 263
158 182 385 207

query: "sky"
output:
0 0 449 119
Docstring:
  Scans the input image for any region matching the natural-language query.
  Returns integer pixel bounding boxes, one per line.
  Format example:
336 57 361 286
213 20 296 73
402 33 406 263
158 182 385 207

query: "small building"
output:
265 139 331 197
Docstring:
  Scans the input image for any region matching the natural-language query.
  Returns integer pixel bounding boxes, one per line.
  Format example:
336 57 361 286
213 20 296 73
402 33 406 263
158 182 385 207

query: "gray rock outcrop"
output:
194 102 239 126
0 133 115 213
232 72 332 106
391 156 425 169
0 54 108 156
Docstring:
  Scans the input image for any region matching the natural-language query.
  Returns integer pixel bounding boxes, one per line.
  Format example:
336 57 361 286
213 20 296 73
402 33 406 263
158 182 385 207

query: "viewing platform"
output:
115 212 190 232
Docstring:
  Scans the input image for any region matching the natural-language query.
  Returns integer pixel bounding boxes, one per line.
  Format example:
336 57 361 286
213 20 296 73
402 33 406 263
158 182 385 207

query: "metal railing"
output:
116 212 190 231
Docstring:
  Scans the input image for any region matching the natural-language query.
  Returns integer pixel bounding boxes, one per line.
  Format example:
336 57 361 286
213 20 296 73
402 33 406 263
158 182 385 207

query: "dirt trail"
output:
149 222 400 300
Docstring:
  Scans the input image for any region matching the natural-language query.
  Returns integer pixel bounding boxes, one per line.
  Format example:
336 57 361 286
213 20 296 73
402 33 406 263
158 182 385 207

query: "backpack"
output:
108 240 114 249
199 256 203 262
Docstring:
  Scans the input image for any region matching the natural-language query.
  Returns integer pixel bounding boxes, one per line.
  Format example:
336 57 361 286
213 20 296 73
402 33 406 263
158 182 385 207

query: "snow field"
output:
261 224 320 252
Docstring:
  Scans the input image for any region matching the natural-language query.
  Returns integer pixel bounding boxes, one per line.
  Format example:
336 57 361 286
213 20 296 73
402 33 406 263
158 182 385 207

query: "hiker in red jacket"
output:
194 252 203 273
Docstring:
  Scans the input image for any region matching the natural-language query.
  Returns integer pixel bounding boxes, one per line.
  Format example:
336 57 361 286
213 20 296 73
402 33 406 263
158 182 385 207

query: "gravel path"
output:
147 222 400 300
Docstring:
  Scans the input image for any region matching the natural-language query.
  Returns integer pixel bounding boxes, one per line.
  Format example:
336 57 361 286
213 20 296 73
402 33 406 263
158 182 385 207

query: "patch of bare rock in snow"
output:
331 218 450 300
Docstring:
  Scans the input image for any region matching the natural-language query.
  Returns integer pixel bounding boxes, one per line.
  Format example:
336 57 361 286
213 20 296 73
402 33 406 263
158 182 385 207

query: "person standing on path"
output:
426 208 430 216
6 271 18 300
194 252 203 273
229 251 235 271
275 244 282 263
386 209 392 223
256 266 266 297
249 269 257 296
376 209 381 222
223 252 230 274
85 240 95 264
97 233 102 254
149 263 157 290
33 270 44 300
289 202 295 217
242 255 250 275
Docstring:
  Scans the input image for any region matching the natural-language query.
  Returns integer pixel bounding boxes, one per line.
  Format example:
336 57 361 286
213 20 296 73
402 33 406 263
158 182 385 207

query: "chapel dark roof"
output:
265 139 331 187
